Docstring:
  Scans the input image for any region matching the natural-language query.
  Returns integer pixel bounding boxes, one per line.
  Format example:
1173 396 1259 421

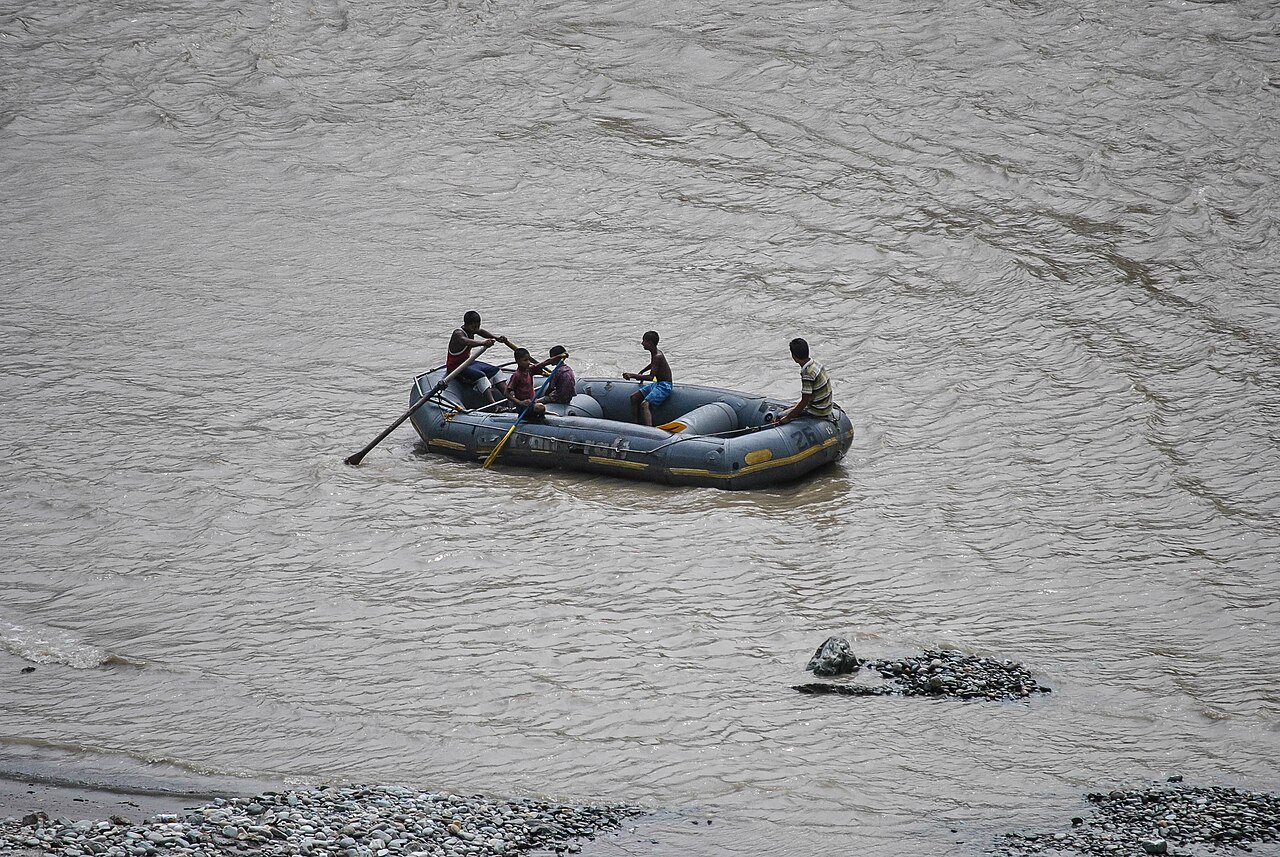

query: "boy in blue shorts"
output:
622 330 672 427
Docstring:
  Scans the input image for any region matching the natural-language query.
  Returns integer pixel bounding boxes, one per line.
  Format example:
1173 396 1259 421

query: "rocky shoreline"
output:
0 784 644 857
995 780 1280 857
794 638 1052 702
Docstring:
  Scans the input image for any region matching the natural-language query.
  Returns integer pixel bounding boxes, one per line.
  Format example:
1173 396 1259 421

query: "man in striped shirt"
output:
779 338 834 423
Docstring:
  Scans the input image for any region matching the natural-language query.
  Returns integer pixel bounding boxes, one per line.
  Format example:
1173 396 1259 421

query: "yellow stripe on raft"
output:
588 456 649 470
668 435 843 480
429 438 468 451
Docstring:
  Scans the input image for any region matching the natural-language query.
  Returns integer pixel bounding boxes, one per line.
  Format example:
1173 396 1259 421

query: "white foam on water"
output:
0 614 124 669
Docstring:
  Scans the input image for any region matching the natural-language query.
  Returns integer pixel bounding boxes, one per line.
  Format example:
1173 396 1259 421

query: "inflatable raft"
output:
406 365 854 490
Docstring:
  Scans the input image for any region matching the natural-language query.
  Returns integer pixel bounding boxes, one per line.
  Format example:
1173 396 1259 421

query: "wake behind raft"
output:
405 364 855 490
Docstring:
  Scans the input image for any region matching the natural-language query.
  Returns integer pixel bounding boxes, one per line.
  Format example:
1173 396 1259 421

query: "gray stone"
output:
805 636 863 677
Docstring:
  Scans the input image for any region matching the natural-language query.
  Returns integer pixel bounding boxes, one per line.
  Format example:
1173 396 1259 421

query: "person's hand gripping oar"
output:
482 353 567 470
344 342 497 466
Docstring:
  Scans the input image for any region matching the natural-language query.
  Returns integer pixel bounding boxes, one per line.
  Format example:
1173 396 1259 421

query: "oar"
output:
481 356 566 470
345 343 495 466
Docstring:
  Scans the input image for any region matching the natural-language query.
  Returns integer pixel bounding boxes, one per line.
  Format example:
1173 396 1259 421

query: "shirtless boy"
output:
622 330 672 427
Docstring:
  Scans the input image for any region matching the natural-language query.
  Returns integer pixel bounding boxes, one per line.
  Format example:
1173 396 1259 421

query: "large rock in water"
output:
806 636 863 676
796 646 1052 702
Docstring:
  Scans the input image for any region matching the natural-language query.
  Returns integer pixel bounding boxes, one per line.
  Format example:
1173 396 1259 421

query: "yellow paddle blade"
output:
482 424 518 469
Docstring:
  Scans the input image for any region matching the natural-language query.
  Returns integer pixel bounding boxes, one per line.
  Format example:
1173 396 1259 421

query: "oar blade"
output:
482 424 517 470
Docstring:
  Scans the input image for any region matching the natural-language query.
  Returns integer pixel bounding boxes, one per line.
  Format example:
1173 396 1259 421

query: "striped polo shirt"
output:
800 359 833 418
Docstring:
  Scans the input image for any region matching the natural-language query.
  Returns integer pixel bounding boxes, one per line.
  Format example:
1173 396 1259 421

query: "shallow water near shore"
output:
2 0 1278 854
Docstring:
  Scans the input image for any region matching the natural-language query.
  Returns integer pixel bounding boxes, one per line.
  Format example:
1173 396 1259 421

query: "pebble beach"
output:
0 784 644 857
6 776 1280 857
997 781 1280 857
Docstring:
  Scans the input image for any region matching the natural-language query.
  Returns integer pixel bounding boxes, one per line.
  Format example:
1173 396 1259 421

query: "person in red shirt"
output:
503 348 547 419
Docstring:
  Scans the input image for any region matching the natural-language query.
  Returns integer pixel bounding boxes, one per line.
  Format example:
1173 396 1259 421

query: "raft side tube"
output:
658 401 738 435
544 394 603 419
407 370 853 488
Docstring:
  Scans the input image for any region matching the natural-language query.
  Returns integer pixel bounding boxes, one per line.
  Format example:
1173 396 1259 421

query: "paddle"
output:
481 355 566 470
344 342 495 466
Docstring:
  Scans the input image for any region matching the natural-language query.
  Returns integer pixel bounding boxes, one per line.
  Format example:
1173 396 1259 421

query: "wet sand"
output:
0 774 224 824
0 775 219 857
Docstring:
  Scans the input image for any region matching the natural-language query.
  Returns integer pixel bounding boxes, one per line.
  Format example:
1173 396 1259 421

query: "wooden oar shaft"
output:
345 343 494 466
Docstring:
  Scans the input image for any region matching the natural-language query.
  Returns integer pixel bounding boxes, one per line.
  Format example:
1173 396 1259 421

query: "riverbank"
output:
7 769 1280 857
0 775 219 822
0 775 221 857
0 780 646 857
996 780 1280 857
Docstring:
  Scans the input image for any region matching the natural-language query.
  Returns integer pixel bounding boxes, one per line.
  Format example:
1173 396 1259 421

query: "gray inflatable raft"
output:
407 367 854 490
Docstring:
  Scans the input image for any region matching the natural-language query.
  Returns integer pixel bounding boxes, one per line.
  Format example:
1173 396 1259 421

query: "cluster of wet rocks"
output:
0 785 644 857
996 780 1280 856
792 637 1052 701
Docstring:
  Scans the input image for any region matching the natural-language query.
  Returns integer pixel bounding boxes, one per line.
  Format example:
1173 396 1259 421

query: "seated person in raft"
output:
778 337 834 424
622 330 672 427
504 348 548 419
445 310 514 404
535 345 576 412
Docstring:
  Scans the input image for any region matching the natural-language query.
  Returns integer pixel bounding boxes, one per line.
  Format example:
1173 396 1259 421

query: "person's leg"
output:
630 390 644 424
468 362 503 404
640 381 669 427
638 400 652 427
456 365 496 404
480 362 507 401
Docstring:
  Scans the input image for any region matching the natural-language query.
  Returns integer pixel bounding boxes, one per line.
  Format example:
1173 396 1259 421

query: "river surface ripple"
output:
1 0 1277 854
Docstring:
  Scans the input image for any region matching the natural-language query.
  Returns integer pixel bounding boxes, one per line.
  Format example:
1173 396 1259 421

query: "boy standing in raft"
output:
778 337 834 424
622 330 672 427
447 310 514 404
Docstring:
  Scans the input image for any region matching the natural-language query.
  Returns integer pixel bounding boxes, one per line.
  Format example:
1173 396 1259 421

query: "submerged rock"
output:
794 682 889 697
